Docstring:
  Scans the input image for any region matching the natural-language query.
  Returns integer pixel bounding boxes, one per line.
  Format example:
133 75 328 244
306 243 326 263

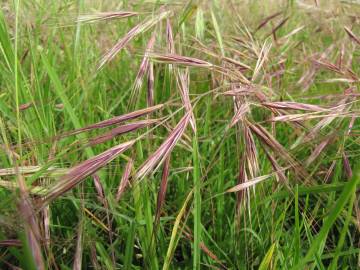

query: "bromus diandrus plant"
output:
0 0 360 269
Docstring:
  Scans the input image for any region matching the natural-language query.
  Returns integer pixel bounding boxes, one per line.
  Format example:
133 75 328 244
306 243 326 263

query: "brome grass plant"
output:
0 0 359 269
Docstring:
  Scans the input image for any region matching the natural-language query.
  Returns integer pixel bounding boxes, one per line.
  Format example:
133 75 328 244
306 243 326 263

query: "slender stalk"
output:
14 0 21 156
216 144 225 240
193 133 201 270
294 184 300 265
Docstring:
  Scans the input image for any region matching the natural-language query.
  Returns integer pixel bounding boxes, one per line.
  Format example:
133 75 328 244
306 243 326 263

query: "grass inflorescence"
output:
0 0 359 269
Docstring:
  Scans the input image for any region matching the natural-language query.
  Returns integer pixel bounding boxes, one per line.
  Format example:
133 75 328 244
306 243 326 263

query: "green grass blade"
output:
163 190 193 270
292 166 360 270
259 243 276 270
124 221 136 269
41 55 94 158
328 191 356 270
210 9 225 57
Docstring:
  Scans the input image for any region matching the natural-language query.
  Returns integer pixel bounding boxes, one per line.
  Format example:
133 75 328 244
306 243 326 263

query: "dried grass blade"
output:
297 66 317 92
306 137 331 166
269 111 353 122
176 69 196 132
98 10 171 69
303 98 350 142
182 228 225 267
77 11 138 24
147 62 155 107
17 175 45 270
165 18 175 75
244 124 259 179
255 11 282 31
313 58 343 74
42 206 51 250
227 173 274 193
0 239 22 247
61 104 163 138
136 113 190 180
229 103 249 127
249 122 308 179
344 26 360 46
222 56 251 70
324 160 336 183
337 43 345 69
199 242 223 266
42 140 135 206
115 158 133 202
252 40 272 81
236 157 248 206
0 165 59 177
155 156 170 225
343 152 352 179
88 119 158 146
130 35 156 107
222 85 263 98
322 78 359 83
248 123 286 157
73 223 83 270
280 25 304 41
263 148 287 184
92 174 115 264
347 115 356 136
92 174 105 202
262 101 327 112
149 53 213 68
166 18 175 54
19 102 32 111
20 210 45 269
90 244 100 270
269 16 289 37
298 45 334 92
84 208 109 232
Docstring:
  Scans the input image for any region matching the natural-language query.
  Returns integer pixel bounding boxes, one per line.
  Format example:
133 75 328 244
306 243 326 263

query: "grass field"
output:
0 0 360 269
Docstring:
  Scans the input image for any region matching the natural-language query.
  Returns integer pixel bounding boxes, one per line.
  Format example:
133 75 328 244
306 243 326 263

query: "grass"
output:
0 0 360 269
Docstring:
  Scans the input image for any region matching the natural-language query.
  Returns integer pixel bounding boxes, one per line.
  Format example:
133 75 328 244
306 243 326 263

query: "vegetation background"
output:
0 0 359 269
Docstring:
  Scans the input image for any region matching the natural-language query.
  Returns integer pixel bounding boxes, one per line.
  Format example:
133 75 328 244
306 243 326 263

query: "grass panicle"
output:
1 1 360 269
